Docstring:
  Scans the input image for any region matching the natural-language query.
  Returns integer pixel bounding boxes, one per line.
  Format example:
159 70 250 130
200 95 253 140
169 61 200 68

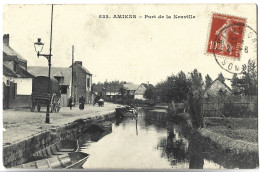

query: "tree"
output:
218 73 225 83
231 59 257 96
205 74 213 88
190 69 203 95
144 87 155 100
231 74 242 95
189 69 204 128
153 71 191 103
119 87 127 97
174 71 191 101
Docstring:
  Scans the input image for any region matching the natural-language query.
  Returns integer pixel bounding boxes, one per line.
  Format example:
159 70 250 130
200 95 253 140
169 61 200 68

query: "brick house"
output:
3 34 35 109
71 61 92 104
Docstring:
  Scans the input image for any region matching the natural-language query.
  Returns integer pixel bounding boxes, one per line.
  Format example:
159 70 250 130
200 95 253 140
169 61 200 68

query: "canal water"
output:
78 109 258 169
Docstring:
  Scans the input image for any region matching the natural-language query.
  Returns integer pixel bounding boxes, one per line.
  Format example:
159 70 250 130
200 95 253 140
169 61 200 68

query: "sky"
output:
3 4 257 85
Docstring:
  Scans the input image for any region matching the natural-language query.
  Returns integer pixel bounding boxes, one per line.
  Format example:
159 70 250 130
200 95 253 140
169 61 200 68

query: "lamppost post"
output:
109 82 111 99
34 4 54 123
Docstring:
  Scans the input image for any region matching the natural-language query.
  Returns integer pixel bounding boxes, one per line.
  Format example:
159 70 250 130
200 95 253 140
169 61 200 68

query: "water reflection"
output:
77 109 258 169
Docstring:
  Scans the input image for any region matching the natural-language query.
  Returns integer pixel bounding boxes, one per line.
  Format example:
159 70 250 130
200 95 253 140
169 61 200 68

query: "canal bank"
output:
167 110 258 169
3 103 122 168
198 128 258 154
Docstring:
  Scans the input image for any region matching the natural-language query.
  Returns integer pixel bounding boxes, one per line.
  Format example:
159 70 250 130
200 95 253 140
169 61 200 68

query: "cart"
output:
30 76 61 113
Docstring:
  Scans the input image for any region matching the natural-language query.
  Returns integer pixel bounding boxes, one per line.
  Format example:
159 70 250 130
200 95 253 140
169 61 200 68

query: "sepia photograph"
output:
1 3 258 170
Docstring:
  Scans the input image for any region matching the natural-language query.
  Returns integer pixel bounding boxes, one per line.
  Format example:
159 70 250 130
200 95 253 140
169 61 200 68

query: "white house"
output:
204 78 232 97
3 34 34 109
134 83 154 100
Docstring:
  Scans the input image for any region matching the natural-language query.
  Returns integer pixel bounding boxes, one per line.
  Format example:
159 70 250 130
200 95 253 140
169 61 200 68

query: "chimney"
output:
74 61 82 66
3 34 9 46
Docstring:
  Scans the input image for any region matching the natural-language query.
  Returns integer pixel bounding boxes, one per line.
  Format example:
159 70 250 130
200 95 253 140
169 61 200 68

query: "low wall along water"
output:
3 112 115 168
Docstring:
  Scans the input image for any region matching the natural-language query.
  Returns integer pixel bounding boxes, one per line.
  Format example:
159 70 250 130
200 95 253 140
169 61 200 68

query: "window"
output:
60 86 67 94
87 78 90 88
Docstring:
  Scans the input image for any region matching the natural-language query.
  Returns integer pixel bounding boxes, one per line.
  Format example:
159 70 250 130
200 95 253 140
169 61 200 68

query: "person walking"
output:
69 96 73 110
79 96 85 110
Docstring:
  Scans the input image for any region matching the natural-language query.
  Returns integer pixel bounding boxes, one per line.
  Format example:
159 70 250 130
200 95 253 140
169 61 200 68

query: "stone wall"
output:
3 112 115 168
3 131 57 167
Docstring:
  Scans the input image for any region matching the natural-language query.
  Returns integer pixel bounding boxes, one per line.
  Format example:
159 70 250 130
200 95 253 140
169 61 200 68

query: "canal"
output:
78 109 258 169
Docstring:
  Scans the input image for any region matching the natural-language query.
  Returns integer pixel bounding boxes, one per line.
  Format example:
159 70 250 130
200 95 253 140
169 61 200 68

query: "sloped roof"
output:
80 65 92 75
3 64 18 77
204 78 232 96
207 78 232 92
69 63 92 75
3 64 34 78
3 43 27 62
28 66 72 85
142 83 154 89
123 84 140 91
16 65 35 78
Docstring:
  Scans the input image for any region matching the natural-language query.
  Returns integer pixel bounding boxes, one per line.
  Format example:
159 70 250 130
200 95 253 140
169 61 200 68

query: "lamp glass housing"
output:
34 38 44 53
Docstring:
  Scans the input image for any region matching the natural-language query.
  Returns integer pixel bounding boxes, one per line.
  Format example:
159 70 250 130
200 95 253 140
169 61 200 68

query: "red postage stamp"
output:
207 13 246 59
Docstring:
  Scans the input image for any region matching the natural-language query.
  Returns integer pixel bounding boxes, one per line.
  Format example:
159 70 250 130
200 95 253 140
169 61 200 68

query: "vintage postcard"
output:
2 4 258 170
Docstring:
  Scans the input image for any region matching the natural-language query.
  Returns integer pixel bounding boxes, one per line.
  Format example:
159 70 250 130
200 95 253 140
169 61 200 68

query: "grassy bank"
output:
206 126 258 143
205 117 258 143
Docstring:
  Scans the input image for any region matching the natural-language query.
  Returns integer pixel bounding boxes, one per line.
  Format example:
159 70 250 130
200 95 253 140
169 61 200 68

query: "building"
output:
105 85 121 99
203 78 232 97
3 34 35 109
70 61 93 104
93 84 121 100
122 84 140 98
134 83 154 100
28 61 92 106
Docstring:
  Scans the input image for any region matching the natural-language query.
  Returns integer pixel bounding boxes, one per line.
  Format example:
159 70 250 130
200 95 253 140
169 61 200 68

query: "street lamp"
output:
34 38 52 60
34 4 54 123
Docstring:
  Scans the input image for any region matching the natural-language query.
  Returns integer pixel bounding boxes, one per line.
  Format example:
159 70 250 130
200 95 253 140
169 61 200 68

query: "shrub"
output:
221 101 257 118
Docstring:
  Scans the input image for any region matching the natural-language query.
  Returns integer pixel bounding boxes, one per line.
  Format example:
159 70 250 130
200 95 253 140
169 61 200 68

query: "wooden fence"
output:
202 95 257 118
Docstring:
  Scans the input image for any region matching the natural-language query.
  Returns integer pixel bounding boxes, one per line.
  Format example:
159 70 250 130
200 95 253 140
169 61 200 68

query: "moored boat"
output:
115 106 138 118
14 152 89 169
33 139 79 158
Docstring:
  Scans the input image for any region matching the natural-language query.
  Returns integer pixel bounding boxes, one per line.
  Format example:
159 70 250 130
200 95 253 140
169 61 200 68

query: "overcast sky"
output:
3 4 256 85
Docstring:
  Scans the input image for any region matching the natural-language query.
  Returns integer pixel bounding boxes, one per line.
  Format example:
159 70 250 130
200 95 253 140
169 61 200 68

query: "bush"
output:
221 101 257 118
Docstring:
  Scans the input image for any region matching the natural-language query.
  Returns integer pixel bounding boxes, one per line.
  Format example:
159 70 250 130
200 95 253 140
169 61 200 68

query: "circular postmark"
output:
213 23 257 74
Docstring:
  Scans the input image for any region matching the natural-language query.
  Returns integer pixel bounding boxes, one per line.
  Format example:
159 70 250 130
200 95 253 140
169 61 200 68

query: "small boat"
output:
14 152 89 169
33 139 79 158
115 106 138 118
125 106 138 115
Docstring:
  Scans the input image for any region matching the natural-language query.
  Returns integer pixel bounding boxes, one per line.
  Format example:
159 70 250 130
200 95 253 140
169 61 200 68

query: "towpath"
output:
3 103 123 146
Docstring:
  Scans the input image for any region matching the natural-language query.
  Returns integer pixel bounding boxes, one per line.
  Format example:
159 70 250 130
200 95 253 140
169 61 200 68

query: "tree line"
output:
144 59 257 103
